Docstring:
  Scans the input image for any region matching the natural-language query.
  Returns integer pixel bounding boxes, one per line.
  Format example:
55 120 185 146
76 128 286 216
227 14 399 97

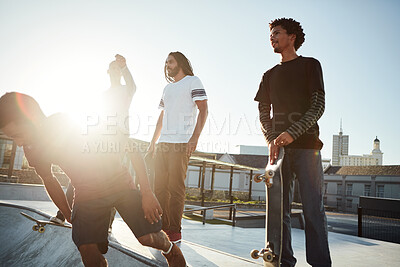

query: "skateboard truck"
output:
32 224 46 233
250 246 275 262
253 170 275 189
20 212 48 233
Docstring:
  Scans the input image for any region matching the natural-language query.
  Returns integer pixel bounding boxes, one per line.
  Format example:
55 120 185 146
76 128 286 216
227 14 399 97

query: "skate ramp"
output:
0 203 160 266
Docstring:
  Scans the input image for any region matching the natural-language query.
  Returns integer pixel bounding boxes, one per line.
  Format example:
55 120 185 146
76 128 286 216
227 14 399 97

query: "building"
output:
339 137 383 166
185 144 269 201
323 165 400 213
186 152 268 201
322 159 331 171
0 133 25 171
331 122 383 166
332 123 349 166
235 145 268 156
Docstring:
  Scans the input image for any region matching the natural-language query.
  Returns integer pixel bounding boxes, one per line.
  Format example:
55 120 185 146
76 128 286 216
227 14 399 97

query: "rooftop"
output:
325 165 400 176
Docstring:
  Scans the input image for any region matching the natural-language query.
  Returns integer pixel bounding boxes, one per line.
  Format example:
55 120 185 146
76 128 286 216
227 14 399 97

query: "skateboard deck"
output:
251 147 285 267
21 212 71 233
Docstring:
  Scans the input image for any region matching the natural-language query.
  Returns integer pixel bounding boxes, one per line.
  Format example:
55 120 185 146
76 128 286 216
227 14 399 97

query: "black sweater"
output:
254 56 325 150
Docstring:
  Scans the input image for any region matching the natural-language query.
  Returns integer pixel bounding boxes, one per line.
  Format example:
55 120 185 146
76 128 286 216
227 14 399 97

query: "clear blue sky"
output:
0 0 399 164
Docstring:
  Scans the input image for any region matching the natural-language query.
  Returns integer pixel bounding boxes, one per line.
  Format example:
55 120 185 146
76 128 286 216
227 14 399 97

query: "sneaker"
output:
162 243 186 267
50 216 65 225
167 231 182 243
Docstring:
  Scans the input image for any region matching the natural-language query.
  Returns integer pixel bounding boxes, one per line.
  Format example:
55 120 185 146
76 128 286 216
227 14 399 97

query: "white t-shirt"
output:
158 75 207 143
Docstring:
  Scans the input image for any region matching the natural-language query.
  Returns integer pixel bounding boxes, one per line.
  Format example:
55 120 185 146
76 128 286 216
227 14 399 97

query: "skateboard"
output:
250 147 284 267
20 212 71 233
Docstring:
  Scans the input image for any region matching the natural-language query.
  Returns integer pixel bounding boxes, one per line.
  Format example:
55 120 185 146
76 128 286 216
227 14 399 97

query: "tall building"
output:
331 121 384 166
332 122 349 166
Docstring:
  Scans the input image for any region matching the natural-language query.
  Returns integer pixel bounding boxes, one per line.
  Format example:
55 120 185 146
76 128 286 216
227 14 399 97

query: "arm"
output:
258 102 279 164
35 165 72 222
255 72 281 163
129 151 162 224
274 91 325 147
121 66 136 97
285 91 325 140
147 110 164 158
258 102 276 144
186 99 208 156
116 54 137 98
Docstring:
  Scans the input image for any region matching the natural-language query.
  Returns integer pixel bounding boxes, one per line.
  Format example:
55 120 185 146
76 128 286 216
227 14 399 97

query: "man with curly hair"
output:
255 18 332 267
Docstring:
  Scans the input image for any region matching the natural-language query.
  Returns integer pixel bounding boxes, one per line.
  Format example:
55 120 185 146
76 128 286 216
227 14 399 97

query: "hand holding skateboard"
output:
269 132 293 164
274 132 294 147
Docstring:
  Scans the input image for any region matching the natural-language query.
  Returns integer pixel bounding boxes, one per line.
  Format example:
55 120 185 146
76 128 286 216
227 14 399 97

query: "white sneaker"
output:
50 216 65 225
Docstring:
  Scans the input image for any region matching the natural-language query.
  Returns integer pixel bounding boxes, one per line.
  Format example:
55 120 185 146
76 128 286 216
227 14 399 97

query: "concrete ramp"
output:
0 203 160 266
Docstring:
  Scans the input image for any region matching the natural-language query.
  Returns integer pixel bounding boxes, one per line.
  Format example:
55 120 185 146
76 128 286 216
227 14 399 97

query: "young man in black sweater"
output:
255 18 332 267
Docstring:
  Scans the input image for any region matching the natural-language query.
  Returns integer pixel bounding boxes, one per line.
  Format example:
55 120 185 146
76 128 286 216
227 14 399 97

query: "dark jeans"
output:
281 148 331 267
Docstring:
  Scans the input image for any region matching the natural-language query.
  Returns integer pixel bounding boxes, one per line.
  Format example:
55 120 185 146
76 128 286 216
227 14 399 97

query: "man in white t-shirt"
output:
147 51 208 243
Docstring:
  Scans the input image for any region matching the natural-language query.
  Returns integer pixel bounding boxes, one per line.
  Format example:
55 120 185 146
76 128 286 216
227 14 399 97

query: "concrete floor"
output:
1 199 400 266
0 200 260 266
0 204 159 267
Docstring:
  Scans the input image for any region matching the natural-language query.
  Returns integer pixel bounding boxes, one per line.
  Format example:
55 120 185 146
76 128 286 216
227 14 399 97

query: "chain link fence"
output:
358 197 400 244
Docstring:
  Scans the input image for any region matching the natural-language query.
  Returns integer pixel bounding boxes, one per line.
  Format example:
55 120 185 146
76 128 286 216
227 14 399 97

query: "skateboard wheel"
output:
250 249 260 259
32 225 39 231
263 251 274 262
254 174 264 183
266 170 275 178
38 227 45 233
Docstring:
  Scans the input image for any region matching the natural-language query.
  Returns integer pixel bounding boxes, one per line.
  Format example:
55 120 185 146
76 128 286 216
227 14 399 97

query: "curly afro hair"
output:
269 18 305 51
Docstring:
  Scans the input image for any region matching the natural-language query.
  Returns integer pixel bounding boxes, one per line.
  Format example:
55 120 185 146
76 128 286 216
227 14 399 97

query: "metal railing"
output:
358 197 400 244
183 203 237 226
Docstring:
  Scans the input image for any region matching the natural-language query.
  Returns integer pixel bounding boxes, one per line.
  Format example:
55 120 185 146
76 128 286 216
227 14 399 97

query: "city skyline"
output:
332 125 383 166
0 0 399 164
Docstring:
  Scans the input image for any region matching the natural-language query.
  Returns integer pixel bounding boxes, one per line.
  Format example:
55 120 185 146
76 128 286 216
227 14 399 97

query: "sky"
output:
0 0 399 165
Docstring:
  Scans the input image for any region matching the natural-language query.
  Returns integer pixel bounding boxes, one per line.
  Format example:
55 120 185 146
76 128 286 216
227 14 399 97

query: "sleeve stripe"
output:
259 102 277 143
286 91 325 139
159 99 164 108
191 89 207 98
